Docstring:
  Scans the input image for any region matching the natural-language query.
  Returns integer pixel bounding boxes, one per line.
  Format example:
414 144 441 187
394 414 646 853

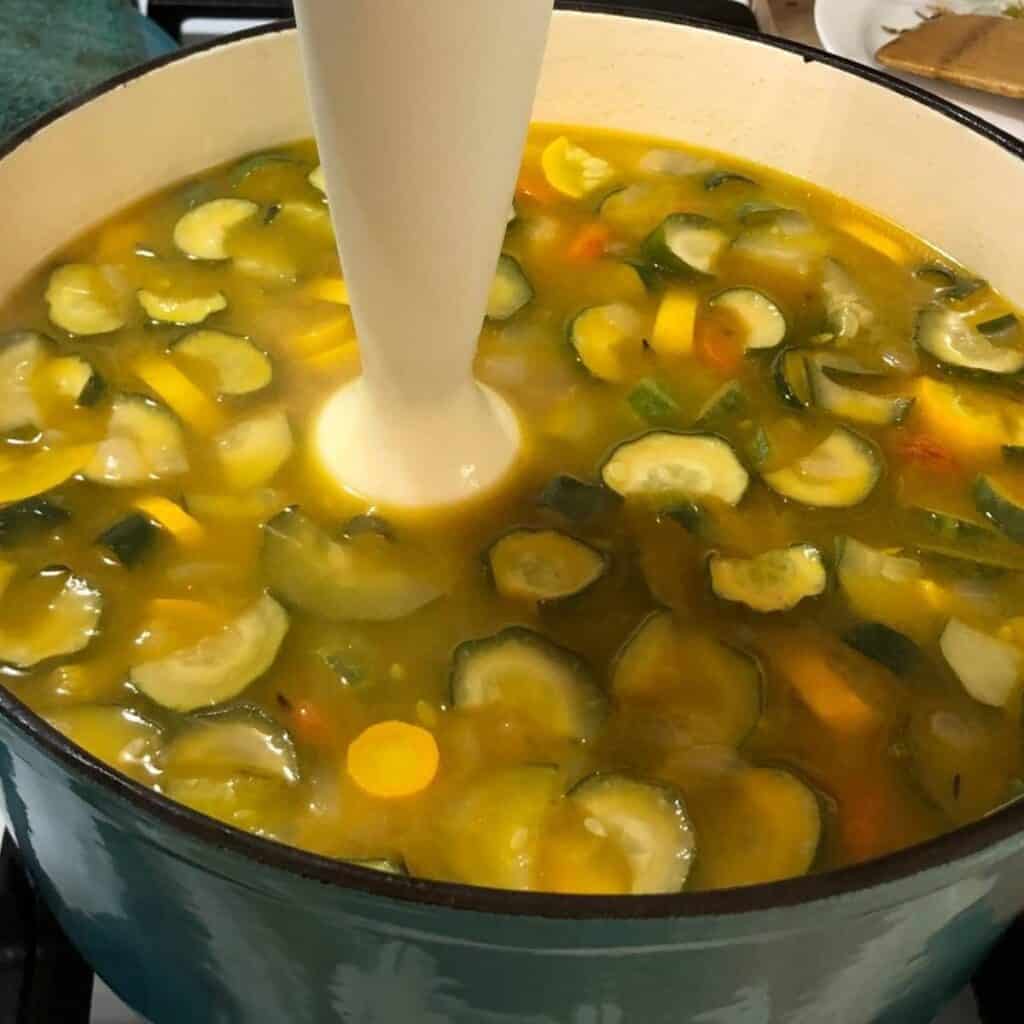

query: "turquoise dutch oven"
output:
1 7 1023 1022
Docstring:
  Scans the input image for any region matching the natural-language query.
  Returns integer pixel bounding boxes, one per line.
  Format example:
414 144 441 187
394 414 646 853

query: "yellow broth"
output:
1 126 1023 894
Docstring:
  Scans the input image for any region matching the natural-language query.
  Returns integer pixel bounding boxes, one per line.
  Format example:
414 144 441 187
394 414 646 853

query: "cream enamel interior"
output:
0 13 1021 308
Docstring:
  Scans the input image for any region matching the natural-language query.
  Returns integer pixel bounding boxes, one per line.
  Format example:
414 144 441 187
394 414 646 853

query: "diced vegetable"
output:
541 136 615 199
0 568 102 668
45 264 126 336
763 427 881 508
565 222 611 263
185 489 284 523
731 216 823 278
821 259 874 341
709 544 827 613
215 409 294 490
601 431 750 507
773 348 813 409
807 357 913 427
705 171 757 191
0 497 68 548
650 289 698 356
568 303 646 382
97 513 159 567
975 475 1024 545
566 774 695 894
977 314 1019 339
132 354 225 434
450 627 606 741
642 214 729 276
85 395 188 486
912 377 1023 460
628 378 681 423
262 506 441 622
172 330 273 396
539 475 619 524
138 289 228 327
708 288 787 350
0 445 95 506
695 381 747 430
486 255 533 321
133 496 204 545
843 622 920 675
940 618 1021 708
0 331 48 432
46 354 104 407
916 307 1024 376
173 198 259 260
486 528 608 606
612 611 762 746
130 593 289 712
347 720 440 799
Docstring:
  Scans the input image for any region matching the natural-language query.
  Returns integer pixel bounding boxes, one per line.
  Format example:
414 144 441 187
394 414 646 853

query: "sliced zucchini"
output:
773 348 813 409
0 445 95 507
173 198 259 260
637 148 714 177
731 216 822 278
914 265 987 303
695 381 747 430
486 255 533 321
821 259 875 341
709 544 827 613
47 354 104 407
913 506 997 548
628 378 681 424
568 303 645 382
262 506 441 622
807 357 914 427
601 431 749 507
86 395 188 486
566 774 695 894
0 331 50 433
975 475 1024 545
762 427 881 508
704 171 757 191
539 474 619 525
843 622 920 675
230 151 296 185
449 627 606 741
0 497 69 548
97 513 159 568
708 288 787 351
130 594 289 712
185 489 284 523
940 618 1021 708
162 710 298 783
0 567 102 668
641 214 729 276
611 611 762 746
138 289 227 326
215 409 294 491
916 306 1024 376
45 264 126 336
172 330 272 396
486 528 608 606
977 314 1019 339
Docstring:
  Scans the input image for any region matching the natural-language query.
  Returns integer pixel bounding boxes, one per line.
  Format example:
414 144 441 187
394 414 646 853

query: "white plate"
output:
815 0 1024 139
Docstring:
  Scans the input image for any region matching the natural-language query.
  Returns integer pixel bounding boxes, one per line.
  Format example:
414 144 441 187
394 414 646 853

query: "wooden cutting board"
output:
876 13 1024 100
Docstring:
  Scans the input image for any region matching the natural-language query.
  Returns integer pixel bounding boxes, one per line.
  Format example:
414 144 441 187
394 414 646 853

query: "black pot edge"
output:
1 7 1023 923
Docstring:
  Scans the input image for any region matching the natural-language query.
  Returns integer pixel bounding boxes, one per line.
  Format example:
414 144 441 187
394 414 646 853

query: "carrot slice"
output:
695 316 745 375
778 644 880 736
347 721 440 799
565 222 611 264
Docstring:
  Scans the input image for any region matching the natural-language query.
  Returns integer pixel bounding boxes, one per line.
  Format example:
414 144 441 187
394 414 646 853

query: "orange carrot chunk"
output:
347 720 440 799
565 222 611 264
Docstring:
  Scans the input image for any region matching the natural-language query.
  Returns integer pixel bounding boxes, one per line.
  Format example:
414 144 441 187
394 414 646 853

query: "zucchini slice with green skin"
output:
486 528 608 606
695 381 747 430
762 427 881 508
138 289 227 327
566 774 695 894
977 314 1019 339
0 567 102 668
773 348 813 409
843 622 920 675
85 395 188 486
821 258 875 341
0 497 69 548
807 357 914 427
172 330 273 396
940 618 1021 708
450 627 606 741
708 288 787 351
47 354 104 407
539 475 619 525
611 611 762 746
709 544 827 613
628 378 681 423
568 303 645 382
975 475 1024 545
914 506 995 547
641 214 729 276
704 171 757 191
130 593 289 712
486 255 533 321
45 264 127 336
173 198 259 261
916 307 1024 376
216 409 294 491
262 506 441 622
601 431 749 507
0 331 49 433
97 513 160 567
